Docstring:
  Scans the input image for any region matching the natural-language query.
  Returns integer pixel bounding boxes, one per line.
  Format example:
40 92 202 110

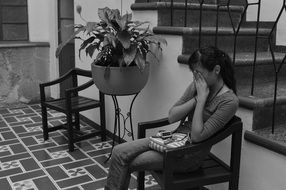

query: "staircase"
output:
129 1 286 190
131 0 286 131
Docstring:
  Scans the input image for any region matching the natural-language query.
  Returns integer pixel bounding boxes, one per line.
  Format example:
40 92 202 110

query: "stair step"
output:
132 2 244 11
134 0 245 5
178 52 285 66
135 0 217 4
240 95 286 130
178 52 286 99
238 79 286 99
153 26 271 36
244 130 286 156
182 33 272 53
153 26 273 52
132 2 244 27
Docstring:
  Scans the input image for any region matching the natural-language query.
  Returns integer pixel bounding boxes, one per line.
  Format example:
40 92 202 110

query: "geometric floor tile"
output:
0 103 159 190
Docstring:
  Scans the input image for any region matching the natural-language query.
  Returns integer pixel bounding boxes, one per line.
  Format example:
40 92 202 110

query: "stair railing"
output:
268 0 286 133
140 0 286 133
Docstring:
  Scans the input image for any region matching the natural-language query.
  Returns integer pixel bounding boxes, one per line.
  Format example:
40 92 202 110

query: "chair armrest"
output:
74 68 92 77
39 69 74 88
138 117 170 139
65 79 94 95
164 116 242 157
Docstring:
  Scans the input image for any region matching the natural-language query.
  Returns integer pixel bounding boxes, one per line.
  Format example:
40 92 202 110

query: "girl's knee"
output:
111 144 129 164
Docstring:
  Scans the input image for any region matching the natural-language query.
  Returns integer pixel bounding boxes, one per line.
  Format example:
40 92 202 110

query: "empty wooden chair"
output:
39 68 106 151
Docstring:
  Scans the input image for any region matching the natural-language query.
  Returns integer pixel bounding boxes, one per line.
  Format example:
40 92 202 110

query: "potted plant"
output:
56 6 167 95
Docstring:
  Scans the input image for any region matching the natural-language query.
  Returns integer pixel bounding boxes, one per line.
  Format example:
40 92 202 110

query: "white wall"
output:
28 0 59 98
28 0 50 42
48 0 60 98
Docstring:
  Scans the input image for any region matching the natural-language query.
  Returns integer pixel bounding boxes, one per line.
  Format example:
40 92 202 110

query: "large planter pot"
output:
91 63 150 95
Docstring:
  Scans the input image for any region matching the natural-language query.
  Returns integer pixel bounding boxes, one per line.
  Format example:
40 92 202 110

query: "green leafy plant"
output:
56 6 167 71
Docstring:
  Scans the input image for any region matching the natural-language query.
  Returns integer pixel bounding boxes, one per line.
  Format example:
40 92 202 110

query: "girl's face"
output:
192 64 218 87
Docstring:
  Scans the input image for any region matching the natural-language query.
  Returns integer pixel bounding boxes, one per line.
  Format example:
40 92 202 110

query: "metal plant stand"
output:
105 93 139 162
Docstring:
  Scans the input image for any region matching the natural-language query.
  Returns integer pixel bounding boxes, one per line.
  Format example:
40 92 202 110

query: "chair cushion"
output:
43 96 101 113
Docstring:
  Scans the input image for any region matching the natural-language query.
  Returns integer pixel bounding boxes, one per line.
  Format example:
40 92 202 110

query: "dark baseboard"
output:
244 130 286 156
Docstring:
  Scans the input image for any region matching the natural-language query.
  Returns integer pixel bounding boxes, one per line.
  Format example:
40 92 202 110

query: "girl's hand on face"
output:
193 71 209 103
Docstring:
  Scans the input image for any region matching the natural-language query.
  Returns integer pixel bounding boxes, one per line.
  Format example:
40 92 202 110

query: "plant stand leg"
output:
104 93 140 163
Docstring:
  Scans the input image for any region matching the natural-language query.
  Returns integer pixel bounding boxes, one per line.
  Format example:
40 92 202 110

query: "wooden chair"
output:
137 116 242 190
39 68 106 151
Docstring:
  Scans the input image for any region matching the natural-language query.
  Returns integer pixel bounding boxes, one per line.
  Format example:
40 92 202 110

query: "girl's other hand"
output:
193 71 209 103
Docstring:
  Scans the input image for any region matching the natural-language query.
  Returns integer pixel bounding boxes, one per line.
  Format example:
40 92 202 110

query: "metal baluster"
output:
215 0 220 47
171 0 174 26
199 0 205 48
184 0 188 27
268 0 286 133
226 0 236 64
250 0 261 96
233 0 249 66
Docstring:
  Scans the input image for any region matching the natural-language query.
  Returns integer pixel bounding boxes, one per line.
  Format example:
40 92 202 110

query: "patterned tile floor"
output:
0 104 159 190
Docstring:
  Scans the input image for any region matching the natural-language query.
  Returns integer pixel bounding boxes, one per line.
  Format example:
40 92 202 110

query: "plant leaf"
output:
123 45 137 66
95 51 104 62
79 36 95 59
56 26 85 58
118 13 132 30
85 43 99 57
80 36 95 49
105 33 117 48
98 7 120 27
118 57 125 67
134 51 146 71
110 9 121 20
144 35 167 46
110 20 121 31
98 7 111 24
122 12 132 22
85 22 99 34
117 30 131 49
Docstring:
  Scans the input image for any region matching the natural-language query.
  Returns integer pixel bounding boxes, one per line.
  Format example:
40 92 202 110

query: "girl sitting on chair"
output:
105 46 239 190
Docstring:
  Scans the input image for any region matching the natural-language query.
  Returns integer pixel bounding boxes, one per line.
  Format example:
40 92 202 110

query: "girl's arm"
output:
168 98 196 123
191 71 239 142
191 98 238 142
168 83 197 123
191 71 209 142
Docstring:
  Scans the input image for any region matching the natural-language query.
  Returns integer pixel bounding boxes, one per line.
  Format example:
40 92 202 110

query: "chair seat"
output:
44 96 101 113
151 153 231 189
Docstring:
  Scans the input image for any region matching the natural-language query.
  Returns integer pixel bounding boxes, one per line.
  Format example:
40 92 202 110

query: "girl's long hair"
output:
188 46 237 94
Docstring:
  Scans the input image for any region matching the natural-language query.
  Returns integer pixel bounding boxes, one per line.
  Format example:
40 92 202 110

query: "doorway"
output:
58 0 75 97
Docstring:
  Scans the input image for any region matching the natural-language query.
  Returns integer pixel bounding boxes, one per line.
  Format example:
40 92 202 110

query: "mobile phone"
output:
159 131 172 139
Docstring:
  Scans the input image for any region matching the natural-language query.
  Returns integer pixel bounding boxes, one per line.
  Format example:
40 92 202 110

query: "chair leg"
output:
229 177 239 190
100 92 106 141
75 112 80 130
137 171 145 190
67 113 75 152
41 105 49 140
